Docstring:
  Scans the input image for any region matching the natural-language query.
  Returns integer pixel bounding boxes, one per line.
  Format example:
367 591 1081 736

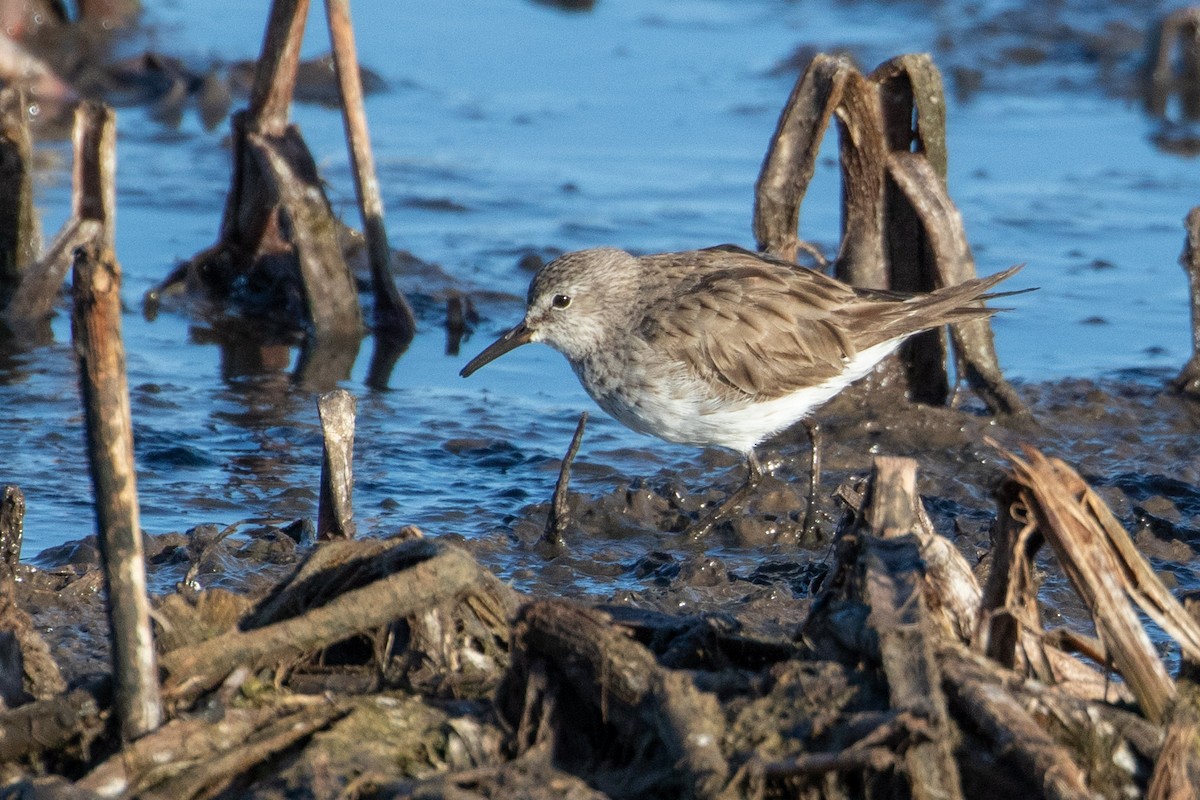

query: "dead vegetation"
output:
3 449 1200 799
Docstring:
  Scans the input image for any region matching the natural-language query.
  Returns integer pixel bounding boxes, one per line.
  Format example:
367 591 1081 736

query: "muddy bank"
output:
24 374 1200 685
0 374 1188 800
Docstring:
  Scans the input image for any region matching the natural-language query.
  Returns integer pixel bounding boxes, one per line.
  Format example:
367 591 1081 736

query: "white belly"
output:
575 338 902 455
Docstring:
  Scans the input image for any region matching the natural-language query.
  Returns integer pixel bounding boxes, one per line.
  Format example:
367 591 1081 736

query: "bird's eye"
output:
551 294 572 310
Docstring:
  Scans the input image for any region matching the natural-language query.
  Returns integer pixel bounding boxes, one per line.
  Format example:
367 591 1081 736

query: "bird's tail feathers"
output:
874 263 1031 337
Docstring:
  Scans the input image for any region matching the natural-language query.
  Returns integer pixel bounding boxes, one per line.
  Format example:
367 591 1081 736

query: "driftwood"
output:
500 599 728 800
974 479 1136 705
325 0 416 347
833 475 980 644
1146 8 1200 122
855 457 962 799
316 388 357 541
798 450 1200 799
996 443 1200 724
940 648 1111 800
754 53 849 266
77 698 346 799
71 243 162 741
0 88 37 308
4 102 111 335
754 52 1028 417
150 0 363 384
160 539 514 706
1173 206 1200 396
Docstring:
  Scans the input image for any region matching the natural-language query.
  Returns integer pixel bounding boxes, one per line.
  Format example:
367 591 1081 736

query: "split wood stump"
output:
755 53 1027 418
3 101 111 337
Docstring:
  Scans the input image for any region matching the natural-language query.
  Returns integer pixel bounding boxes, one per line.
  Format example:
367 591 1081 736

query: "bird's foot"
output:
686 459 763 541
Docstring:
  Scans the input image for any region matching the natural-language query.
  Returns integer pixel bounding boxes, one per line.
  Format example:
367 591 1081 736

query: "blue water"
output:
7 0 1200 564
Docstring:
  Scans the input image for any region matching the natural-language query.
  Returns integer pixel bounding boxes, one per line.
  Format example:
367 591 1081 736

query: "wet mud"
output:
24 373 1200 683
8 372 1198 798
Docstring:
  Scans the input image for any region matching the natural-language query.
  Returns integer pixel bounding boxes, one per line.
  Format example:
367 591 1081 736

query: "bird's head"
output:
460 248 640 376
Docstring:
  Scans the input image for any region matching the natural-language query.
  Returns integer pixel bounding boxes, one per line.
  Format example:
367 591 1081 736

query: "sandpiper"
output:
461 245 1021 536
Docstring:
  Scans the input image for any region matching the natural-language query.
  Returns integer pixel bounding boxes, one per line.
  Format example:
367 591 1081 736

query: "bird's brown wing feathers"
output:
639 252 869 402
637 248 1019 404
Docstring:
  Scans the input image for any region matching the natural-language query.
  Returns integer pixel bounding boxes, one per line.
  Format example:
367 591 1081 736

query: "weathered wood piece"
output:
4 102 112 331
238 530 517 698
71 243 162 740
999 444 1200 724
503 600 728 800
78 698 346 799
754 54 850 263
250 123 363 346
859 456 963 800
0 88 37 308
249 0 309 135
326 0 416 346
544 411 587 548
940 648 1098 800
1172 206 1200 396
975 478 1046 672
828 463 981 644
160 541 496 705
754 52 1026 416
887 152 1027 415
0 686 105 762
833 68 890 291
317 388 357 540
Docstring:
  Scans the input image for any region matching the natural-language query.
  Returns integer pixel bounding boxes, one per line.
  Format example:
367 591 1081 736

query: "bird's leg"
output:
801 420 823 537
687 450 764 540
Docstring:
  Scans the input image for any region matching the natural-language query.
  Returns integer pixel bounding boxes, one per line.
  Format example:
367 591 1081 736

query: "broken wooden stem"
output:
0 87 36 307
860 456 964 800
4 102 111 330
326 0 416 345
317 388 357 540
248 0 309 133
544 411 587 548
160 543 484 705
73 101 116 253
0 485 22 583
1173 207 1200 396
753 54 851 261
72 243 162 740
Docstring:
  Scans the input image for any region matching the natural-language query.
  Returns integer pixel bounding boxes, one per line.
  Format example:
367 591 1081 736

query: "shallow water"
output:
7 0 1200 597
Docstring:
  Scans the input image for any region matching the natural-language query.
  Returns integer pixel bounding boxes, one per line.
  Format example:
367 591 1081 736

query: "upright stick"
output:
72 244 161 740
326 0 416 345
1173 207 1200 397
317 389 357 540
249 0 309 134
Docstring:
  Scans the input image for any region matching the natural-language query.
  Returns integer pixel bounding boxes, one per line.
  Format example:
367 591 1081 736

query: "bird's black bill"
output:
459 321 534 377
